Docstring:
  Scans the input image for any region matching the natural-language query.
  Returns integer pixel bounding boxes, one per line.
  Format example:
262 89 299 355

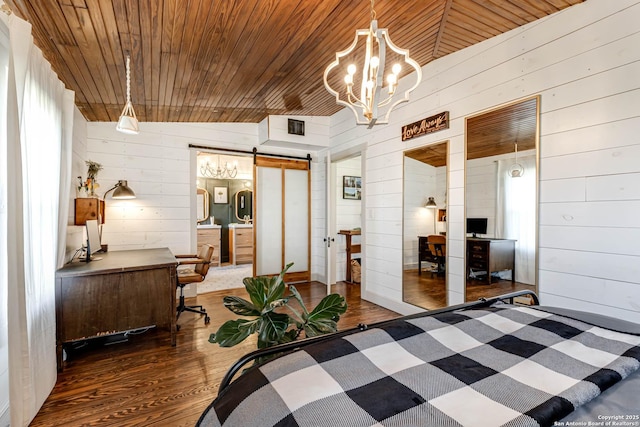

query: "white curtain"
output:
495 155 536 285
4 15 74 426
0 15 10 426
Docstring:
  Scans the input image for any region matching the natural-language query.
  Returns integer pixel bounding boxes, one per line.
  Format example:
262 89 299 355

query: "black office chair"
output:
175 244 214 326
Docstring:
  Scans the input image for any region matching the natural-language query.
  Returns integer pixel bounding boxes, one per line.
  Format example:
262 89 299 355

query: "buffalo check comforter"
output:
199 306 640 427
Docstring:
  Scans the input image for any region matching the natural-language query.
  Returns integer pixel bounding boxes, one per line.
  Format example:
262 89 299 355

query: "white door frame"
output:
327 144 367 290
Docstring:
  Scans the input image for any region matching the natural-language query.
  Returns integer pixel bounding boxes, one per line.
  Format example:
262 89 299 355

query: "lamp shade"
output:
425 196 437 208
103 180 136 200
112 180 136 199
116 109 139 135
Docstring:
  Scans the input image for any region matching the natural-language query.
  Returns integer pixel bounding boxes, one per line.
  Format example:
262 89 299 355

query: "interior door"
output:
254 156 311 282
324 151 334 294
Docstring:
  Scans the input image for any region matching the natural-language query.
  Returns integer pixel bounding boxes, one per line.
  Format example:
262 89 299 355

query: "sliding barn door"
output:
254 156 310 282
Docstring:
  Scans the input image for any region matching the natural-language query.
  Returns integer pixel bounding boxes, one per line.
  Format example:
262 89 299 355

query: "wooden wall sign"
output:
401 111 449 141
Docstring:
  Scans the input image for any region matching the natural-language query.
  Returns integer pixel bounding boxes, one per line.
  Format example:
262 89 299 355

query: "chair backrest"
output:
427 235 446 257
195 244 214 277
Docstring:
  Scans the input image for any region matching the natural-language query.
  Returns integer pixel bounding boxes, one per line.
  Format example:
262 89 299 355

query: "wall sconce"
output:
103 180 136 200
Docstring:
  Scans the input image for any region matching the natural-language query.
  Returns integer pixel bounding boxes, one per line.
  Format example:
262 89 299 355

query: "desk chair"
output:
175 244 214 327
427 235 446 277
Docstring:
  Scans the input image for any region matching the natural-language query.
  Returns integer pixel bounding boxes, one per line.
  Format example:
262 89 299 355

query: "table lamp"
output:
103 180 136 199
425 196 437 233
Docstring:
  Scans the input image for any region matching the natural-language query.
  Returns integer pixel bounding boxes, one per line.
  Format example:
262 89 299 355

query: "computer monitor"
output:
467 217 488 238
85 219 102 262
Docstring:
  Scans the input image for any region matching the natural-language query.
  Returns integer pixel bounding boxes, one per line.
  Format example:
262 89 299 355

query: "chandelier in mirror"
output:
323 0 422 128
200 155 238 179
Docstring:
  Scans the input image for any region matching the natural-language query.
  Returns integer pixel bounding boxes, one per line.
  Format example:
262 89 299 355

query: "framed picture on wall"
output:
343 176 361 200
214 186 228 204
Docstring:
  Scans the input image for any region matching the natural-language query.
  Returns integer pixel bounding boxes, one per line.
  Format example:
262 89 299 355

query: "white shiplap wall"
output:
329 0 640 322
64 107 89 261
85 122 322 257
403 158 436 269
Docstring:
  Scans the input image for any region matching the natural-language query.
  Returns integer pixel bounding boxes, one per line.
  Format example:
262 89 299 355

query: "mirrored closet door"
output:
464 96 539 301
402 141 448 310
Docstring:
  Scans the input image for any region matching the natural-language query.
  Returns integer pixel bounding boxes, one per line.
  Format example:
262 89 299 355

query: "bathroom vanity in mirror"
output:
197 224 221 267
229 224 253 265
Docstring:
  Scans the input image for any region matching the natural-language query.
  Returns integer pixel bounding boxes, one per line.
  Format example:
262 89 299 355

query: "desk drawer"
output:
469 243 487 253
469 260 487 270
470 252 486 260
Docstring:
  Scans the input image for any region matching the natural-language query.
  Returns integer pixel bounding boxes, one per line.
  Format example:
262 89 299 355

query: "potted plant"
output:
85 160 102 196
209 263 347 349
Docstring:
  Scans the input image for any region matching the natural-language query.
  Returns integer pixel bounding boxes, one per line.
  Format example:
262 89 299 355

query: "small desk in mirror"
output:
466 238 515 283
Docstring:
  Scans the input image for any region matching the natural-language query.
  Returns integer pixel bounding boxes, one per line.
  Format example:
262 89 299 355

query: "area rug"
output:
197 264 252 294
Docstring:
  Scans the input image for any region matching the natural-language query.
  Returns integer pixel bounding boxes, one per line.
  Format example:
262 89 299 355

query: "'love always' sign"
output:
401 111 449 141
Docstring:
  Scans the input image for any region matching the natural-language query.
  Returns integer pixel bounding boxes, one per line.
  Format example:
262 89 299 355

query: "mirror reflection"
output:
235 189 253 223
196 187 209 223
465 96 539 301
403 141 448 310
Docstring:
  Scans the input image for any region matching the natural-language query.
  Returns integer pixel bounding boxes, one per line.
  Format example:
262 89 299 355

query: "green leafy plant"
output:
85 160 103 180
209 263 348 349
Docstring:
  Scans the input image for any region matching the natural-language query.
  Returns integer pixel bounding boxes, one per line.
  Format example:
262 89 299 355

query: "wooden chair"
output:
175 244 214 326
427 235 446 276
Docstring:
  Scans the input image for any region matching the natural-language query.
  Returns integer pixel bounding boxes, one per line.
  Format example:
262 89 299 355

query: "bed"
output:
198 291 640 427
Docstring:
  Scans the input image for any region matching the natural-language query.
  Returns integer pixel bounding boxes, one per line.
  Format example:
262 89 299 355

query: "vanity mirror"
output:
235 189 253 223
196 187 210 223
402 141 448 310
464 96 539 301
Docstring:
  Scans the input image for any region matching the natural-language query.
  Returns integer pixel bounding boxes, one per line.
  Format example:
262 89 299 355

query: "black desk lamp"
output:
98 180 135 249
103 180 136 199
425 196 437 233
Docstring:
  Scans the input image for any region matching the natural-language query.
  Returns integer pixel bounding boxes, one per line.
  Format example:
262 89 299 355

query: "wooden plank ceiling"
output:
4 0 584 123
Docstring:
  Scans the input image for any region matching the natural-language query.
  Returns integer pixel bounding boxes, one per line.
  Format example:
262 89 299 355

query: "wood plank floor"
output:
402 268 535 309
30 282 399 427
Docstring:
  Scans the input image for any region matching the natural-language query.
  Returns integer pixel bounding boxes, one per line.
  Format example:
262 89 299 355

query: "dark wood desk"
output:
55 248 178 371
338 229 361 283
466 238 516 283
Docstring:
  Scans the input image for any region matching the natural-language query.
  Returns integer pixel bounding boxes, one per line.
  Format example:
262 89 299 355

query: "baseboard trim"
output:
361 289 425 316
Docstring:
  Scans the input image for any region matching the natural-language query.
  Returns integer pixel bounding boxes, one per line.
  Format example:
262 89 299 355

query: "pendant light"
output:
116 55 139 135
508 142 524 178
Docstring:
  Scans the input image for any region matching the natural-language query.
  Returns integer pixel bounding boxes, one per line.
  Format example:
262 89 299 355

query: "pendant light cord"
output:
126 56 132 103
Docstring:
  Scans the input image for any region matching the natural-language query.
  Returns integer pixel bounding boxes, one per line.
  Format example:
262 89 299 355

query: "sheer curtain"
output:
0 16 10 426
495 155 536 285
5 15 74 426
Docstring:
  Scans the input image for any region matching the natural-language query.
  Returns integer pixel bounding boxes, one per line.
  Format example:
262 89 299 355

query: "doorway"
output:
194 152 254 293
330 154 363 287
